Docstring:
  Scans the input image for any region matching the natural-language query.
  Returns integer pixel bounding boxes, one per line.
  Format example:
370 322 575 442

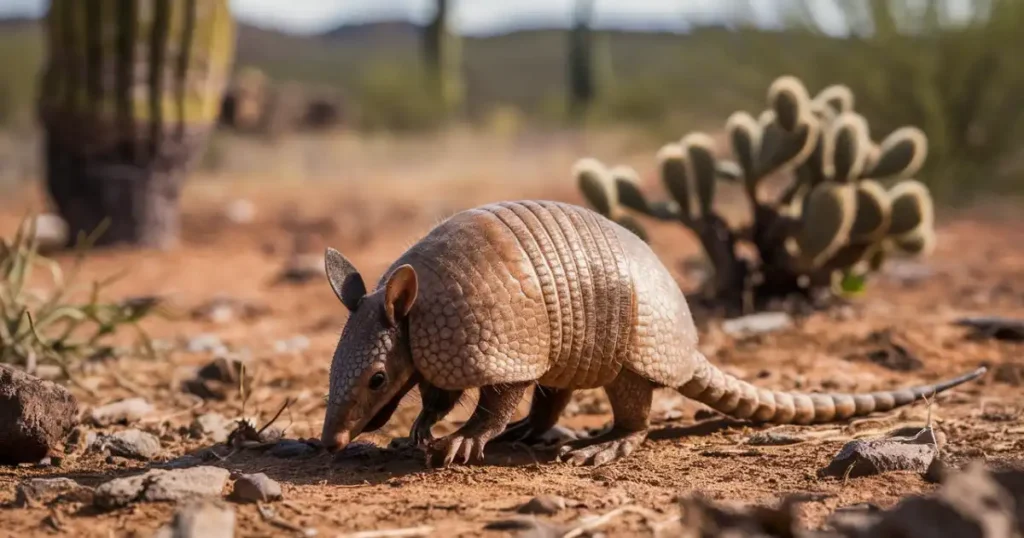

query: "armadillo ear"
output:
325 247 366 311
383 264 418 327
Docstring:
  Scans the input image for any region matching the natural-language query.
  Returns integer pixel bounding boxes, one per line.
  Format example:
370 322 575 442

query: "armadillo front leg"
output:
493 386 574 444
558 369 653 467
425 382 530 468
410 381 464 447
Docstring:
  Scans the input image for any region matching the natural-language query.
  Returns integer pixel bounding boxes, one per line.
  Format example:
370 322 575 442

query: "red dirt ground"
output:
0 156 1022 537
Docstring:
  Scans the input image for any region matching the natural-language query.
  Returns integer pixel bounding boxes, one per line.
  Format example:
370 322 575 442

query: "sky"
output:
0 0 828 35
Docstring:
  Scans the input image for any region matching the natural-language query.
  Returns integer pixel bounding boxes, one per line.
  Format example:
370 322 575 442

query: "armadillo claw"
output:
556 431 646 467
425 434 487 468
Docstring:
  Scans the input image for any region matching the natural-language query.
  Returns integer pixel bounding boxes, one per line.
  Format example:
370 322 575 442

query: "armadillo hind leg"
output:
557 369 653 467
425 382 531 468
409 381 464 446
493 386 574 444
677 352 987 425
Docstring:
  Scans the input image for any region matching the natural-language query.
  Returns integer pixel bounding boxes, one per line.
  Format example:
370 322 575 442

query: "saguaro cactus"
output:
422 0 463 116
37 0 236 248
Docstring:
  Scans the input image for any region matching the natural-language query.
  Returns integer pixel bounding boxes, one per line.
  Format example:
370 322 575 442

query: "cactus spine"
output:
572 74 937 315
38 0 236 248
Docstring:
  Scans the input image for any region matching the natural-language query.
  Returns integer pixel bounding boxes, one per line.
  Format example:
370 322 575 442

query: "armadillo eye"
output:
368 372 387 391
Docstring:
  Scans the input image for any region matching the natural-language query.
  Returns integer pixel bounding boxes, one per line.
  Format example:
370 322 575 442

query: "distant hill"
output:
0 15 832 129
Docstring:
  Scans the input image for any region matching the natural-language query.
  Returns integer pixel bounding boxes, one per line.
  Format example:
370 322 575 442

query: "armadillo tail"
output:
676 352 986 425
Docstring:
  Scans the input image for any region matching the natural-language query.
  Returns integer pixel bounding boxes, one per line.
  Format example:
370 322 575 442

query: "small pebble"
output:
229 473 282 503
153 500 236 538
721 312 793 337
190 413 233 444
91 429 162 460
89 397 155 426
517 494 567 515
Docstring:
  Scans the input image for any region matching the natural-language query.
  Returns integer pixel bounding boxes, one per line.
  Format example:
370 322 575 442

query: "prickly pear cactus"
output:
572 74 936 314
38 0 236 248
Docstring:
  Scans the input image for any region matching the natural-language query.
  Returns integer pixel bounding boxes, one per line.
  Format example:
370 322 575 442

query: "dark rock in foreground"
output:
0 365 79 465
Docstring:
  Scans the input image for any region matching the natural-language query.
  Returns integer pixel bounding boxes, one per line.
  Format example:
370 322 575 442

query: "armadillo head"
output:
319 248 420 452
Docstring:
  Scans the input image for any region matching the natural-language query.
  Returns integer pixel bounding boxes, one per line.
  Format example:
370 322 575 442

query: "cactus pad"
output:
863 127 928 179
849 180 892 242
715 160 744 182
658 143 693 222
615 213 650 242
888 180 934 237
610 165 650 214
796 182 857 268
726 111 761 182
768 76 811 132
757 114 819 178
892 227 936 256
813 84 854 114
827 113 870 182
682 133 718 219
574 158 616 217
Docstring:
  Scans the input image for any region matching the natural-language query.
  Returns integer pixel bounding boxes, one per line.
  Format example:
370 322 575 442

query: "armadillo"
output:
319 200 985 467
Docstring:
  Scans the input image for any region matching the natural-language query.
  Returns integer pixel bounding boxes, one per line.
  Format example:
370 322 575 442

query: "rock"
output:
185 333 227 354
31 365 65 380
868 462 1020 538
273 335 311 354
275 253 326 285
229 473 282 503
517 494 567 515
721 312 793 337
0 364 79 464
153 500 236 538
88 397 154 426
191 296 270 325
954 316 1024 342
31 213 69 252
190 413 233 444
819 429 938 479
538 424 581 445
883 260 935 285
14 477 94 507
224 198 256 224
91 429 162 460
183 355 252 400
157 454 205 470
94 466 230 510
268 439 316 459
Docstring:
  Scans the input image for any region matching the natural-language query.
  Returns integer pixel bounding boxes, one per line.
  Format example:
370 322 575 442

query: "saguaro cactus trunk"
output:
422 0 463 116
37 0 236 249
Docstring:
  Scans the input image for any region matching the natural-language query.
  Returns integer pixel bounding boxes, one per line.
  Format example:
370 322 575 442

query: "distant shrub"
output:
352 61 448 133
